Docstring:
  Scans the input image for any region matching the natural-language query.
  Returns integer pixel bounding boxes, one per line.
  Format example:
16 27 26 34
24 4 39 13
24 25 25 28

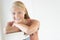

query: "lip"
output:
15 18 20 20
14 19 22 23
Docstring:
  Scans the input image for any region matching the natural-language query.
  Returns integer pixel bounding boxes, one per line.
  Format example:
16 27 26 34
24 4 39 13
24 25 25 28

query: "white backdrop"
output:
1 0 60 40
0 0 3 40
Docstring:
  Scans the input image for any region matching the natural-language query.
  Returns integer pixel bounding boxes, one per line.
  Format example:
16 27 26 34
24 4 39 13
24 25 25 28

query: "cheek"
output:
19 14 24 18
13 16 15 20
13 14 25 19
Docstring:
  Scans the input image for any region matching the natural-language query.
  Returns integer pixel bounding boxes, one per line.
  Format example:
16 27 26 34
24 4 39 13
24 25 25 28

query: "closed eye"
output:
18 12 22 14
13 12 15 15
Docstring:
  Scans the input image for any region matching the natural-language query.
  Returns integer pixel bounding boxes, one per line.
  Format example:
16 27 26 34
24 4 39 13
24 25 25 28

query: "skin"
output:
6 6 40 40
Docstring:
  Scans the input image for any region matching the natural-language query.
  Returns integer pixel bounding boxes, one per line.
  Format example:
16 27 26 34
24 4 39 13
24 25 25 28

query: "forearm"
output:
13 23 29 34
13 20 40 35
20 24 39 35
6 26 20 34
6 27 15 34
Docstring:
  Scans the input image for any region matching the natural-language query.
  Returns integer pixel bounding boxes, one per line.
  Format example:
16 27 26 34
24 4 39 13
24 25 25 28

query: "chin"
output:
14 20 22 23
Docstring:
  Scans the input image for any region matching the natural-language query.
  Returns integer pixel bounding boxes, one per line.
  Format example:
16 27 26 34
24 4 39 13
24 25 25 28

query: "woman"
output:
5 1 40 40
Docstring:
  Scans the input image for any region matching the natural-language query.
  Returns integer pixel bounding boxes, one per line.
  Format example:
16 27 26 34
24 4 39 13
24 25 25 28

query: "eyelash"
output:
13 13 15 15
13 12 22 15
18 12 21 14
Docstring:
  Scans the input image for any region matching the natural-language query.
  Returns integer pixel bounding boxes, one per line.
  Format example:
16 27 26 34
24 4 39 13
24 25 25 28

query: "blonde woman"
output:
5 1 40 40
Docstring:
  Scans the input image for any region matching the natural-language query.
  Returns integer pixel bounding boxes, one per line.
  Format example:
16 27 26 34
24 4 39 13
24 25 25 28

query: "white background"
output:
0 0 60 40
0 0 3 40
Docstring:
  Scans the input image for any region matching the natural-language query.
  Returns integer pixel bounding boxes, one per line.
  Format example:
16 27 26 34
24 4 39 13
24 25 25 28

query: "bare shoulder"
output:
31 19 40 24
30 19 40 30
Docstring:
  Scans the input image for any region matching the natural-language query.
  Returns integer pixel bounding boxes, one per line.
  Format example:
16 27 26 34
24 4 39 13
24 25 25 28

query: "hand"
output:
12 23 20 27
12 23 22 29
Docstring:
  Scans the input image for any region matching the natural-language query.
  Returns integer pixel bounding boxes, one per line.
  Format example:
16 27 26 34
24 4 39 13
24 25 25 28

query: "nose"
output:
14 13 19 18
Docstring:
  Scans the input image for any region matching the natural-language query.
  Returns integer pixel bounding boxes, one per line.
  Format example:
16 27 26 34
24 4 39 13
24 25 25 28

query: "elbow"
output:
25 32 31 35
24 29 32 35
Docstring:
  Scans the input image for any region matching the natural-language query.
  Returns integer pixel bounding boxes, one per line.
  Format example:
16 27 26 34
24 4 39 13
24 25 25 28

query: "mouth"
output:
14 20 22 23
15 18 20 20
14 17 23 22
15 17 21 20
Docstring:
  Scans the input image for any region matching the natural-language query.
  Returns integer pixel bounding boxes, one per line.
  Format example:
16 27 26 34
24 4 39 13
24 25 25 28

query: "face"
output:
12 6 26 23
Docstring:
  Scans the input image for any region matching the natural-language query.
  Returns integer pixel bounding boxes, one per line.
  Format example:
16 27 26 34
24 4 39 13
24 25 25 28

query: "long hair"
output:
13 1 30 19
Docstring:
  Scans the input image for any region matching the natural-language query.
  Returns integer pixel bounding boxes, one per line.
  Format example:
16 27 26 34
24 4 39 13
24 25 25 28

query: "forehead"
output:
12 6 25 12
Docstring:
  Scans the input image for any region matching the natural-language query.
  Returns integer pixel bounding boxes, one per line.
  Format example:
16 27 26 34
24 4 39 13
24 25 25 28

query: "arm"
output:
27 20 40 34
13 20 40 35
30 31 39 40
6 22 20 34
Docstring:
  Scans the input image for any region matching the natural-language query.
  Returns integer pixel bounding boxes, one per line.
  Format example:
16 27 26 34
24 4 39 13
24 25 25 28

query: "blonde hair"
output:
13 1 30 19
